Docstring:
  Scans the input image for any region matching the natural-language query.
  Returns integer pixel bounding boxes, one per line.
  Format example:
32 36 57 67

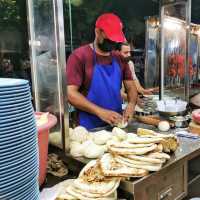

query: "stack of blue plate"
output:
0 78 39 200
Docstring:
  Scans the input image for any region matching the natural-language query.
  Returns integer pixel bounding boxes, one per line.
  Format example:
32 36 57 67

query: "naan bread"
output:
108 144 157 155
66 186 117 200
107 140 154 149
77 160 120 195
73 178 120 196
127 136 163 144
115 156 162 171
125 154 166 164
100 153 148 177
146 152 170 160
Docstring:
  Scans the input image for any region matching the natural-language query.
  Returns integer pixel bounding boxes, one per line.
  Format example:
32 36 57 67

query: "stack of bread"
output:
106 128 178 173
55 127 178 199
56 160 119 200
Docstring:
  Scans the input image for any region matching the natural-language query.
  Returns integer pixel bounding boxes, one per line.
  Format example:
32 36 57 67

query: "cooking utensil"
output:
169 115 190 128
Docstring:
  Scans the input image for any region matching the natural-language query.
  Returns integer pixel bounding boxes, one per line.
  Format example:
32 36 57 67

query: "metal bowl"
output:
158 110 187 118
169 115 190 128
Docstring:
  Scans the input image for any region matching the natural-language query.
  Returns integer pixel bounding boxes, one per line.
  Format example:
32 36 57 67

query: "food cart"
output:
27 0 200 199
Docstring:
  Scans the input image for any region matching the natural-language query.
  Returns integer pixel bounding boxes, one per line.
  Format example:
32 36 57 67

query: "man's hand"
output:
97 108 123 125
123 103 135 122
142 89 153 95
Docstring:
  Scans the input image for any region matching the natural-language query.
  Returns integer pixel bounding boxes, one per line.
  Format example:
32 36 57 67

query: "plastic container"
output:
35 112 57 186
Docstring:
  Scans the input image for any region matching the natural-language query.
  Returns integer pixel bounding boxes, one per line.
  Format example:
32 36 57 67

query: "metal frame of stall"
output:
145 16 200 98
159 0 191 101
27 0 69 152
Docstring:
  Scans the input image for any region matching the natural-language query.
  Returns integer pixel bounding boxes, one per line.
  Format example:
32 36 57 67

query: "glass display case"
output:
27 0 69 151
190 24 200 96
159 0 191 100
144 17 159 88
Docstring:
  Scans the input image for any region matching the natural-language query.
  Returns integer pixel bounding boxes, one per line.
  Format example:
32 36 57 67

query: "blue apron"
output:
79 47 122 130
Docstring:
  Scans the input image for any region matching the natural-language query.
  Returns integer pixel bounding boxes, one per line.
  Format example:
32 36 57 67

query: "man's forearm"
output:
68 90 102 116
134 79 144 94
125 81 138 106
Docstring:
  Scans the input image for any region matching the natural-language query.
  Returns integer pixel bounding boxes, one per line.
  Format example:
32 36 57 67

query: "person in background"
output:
119 42 158 100
0 58 17 78
66 13 137 130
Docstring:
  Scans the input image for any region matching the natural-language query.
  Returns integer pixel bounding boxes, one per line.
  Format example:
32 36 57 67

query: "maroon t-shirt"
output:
66 44 133 95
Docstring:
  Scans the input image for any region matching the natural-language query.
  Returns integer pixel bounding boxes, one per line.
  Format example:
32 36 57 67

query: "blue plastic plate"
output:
0 104 33 118
0 135 37 154
0 101 31 110
0 110 34 124
0 86 30 93
0 148 38 171
0 113 34 128
0 173 38 196
0 96 31 106
0 90 30 98
0 78 28 87
0 94 31 103
0 126 36 143
0 119 35 135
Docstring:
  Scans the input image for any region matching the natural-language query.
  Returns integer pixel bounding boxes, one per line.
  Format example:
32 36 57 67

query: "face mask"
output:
98 39 117 52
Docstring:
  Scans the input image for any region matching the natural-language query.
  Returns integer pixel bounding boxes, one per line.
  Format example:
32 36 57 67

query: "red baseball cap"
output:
95 13 126 43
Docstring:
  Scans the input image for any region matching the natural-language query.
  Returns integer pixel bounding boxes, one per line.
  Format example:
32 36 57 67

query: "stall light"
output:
163 18 182 30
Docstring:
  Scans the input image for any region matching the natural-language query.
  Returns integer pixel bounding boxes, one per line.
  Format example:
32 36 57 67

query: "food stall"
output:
26 0 200 199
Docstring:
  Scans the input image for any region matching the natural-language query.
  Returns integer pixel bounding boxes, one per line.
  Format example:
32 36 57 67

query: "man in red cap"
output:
66 13 137 129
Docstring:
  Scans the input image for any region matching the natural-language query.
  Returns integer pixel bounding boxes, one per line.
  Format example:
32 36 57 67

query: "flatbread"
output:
140 133 176 139
76 160 120 195
146 152 170 160
125 154 166 164
79 160 115 182
107 140 154 148
73 178 120 196
108 144 158 155
56 190 77 200
115 156 162 171
66 186 117 200
127 136 163 144
100 153 148 177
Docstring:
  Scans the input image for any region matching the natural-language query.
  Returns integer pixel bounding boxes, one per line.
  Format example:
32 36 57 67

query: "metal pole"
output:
159 1 165 100
53 0 68 153
26 0 40 111
68 0 73 51
144 18 149 88
185 0 191 101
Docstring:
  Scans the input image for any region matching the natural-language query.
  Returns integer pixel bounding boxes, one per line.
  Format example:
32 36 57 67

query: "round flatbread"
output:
115 156 162 171
100 153 148 177
125 154 166 164
76 160 120 195
127 136 163 144
66 186 117 200
107 140 154 148
146 152 170 160
108 144 157 155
